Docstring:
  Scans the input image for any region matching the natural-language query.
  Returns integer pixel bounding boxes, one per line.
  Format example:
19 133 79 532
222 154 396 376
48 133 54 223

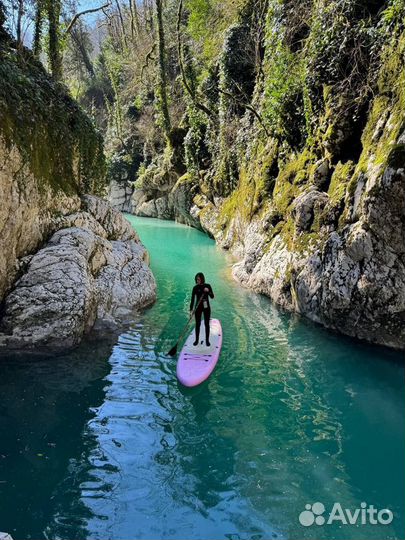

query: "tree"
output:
155 0 171 138
16 0 24 47
176 0 216 120
69 20 95 77
33 0 44 58
47 0 62 80
0 1 6 30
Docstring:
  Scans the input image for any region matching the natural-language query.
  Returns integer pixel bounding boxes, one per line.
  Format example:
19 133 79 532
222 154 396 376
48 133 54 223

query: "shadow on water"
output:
0 337 114 540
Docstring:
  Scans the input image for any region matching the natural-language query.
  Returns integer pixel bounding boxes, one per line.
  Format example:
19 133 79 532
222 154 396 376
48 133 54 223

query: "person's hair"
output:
195 272 205 284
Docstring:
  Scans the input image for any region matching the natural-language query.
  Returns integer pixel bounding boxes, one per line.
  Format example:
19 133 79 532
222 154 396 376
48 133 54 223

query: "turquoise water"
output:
0 216 404 540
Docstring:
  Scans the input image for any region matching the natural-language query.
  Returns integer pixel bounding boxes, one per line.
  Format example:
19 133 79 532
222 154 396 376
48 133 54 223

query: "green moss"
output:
193 193 207 207
0 42 105 196
255 139 279 195
357 29 405 173
218 166 256 227
279 218 295 250
174 172 194 187
217 139 280 229
329 25 405 222
287 227 320 254
271 149 315 217
356 96 391 172
278 149 315 185
273 181 298 216
328 160 355 204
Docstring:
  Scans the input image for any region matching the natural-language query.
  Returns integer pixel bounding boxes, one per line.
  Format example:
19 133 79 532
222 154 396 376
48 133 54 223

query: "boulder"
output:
155 196 174 219
108 179 133 212
0 197 156 351
312 158 330 190
291 190 329 232
82 194 139 241
137 199 158 218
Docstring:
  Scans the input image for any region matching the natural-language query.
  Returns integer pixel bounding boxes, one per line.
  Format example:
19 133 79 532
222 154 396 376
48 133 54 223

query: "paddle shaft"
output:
175 294 205 346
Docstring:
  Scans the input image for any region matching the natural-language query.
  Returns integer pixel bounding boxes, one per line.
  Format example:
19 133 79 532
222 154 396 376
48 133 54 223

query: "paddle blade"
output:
167 343 178 357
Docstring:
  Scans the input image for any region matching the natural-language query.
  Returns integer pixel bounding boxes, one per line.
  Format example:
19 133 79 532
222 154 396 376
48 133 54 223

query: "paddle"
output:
167 294 205 357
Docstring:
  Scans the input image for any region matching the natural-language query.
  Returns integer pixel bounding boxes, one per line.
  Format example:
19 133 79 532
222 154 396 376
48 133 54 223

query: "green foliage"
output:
46 0 63 80
262 43 306 144
262 2 307 147
184 105 206 178
186 0 247 66
382 0 405 24
305 0 381 114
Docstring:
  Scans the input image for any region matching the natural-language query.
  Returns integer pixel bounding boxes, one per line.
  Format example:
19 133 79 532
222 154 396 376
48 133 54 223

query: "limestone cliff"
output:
0 33 156 351
0 196 156 351
113 0 405 350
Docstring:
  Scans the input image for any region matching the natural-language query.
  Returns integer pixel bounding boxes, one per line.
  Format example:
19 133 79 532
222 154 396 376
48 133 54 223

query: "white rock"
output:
108 179 133 212
0 138 81 303
0 200 156 351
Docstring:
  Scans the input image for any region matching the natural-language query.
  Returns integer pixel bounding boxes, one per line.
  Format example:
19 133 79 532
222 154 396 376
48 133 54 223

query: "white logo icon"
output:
299 502 393 527
299 502 325 526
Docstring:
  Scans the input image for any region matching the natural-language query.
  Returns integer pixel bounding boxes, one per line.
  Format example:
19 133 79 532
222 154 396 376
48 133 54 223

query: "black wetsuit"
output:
190 283 214 345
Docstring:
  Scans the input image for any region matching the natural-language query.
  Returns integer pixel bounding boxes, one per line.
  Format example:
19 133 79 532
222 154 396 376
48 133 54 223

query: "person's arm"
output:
190 286 196 311
204 284 214 299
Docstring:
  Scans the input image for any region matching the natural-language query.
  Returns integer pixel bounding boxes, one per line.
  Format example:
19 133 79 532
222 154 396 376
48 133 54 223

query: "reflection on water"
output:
0 216 404 540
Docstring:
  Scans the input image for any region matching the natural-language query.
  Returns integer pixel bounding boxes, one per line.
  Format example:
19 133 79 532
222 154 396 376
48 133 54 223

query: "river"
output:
0 216 404 540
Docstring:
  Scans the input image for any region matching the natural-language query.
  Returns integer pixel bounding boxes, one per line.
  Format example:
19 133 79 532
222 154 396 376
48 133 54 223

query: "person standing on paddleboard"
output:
190 272 214 347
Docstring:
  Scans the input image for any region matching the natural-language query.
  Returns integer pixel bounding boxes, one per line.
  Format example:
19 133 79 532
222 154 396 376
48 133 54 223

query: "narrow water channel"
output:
0 216 404 540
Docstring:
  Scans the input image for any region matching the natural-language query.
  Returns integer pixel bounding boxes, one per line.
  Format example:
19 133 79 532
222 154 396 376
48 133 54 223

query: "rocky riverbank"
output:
0 32 156 353
106 2 405 351
0 196 156 352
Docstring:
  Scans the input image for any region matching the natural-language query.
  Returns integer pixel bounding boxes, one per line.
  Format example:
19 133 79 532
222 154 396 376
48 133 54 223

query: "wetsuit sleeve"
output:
190 286 196 310
207 284 214 299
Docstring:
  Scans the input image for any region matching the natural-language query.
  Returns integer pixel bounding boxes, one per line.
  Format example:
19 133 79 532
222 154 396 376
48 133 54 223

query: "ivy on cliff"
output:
0 36 105 195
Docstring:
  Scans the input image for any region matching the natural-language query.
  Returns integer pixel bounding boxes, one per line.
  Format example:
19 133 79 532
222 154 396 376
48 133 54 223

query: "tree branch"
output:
65 3 111 34
217 86 270 137
139 42 156 82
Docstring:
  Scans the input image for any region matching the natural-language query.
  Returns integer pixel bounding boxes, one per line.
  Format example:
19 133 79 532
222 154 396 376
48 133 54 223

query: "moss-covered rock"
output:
0 33 106 308
0 39 105 195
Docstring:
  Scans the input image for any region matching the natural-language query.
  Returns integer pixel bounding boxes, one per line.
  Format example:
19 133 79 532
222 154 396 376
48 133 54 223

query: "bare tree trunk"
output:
114 0 128 49
155 0 171 138
128 0 135 40
144 0 154 32
16 0 24 48
128 0 141 40
71 25 95 77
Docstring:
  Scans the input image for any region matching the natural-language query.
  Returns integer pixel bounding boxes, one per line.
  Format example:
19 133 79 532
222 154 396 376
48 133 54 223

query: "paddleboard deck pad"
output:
176 319 222 387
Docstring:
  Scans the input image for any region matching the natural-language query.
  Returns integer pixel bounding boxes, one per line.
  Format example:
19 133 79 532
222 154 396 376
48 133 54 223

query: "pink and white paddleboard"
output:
176 319 222 387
